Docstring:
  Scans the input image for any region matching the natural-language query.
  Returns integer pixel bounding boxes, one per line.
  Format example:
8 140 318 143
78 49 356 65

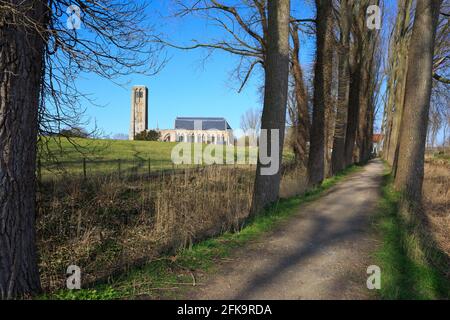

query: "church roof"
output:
175 117 232 131
373 133 384 143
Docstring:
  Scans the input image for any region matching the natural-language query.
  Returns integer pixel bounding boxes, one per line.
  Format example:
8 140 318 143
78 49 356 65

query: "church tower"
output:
129 85 148 140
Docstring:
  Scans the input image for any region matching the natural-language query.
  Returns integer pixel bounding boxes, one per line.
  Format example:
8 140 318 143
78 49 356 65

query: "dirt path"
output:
186 160 384 300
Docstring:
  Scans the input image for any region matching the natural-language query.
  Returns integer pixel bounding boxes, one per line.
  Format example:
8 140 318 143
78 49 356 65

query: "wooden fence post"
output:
83 158 87 179
37 157 42 184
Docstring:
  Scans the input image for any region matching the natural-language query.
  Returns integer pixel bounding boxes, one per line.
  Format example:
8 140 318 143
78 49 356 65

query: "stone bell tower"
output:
129 85 148 140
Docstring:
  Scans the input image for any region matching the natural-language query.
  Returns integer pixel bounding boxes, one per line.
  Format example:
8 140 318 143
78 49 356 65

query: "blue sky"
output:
73 0 317 137
71 1 408 140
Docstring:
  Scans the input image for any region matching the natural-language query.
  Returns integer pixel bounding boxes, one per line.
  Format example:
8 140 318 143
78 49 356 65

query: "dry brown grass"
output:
279 165 308 198
37 163 307 293
422 154 450 268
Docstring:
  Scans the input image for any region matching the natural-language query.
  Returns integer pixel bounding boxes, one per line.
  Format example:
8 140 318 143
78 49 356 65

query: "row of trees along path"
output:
0 0 446 298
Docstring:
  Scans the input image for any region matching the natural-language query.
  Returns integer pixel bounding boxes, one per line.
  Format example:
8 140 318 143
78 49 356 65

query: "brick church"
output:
129 86 234 145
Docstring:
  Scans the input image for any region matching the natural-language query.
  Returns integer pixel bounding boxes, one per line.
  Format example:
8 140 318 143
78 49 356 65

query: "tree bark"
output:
290 23 310 167
308 0 334 186
344 38 362 167
383 0 413 166
344 0 378 167
251 0 290 213
331 0 352 174
350 0 379 165
394 0 442 213
356 42 375 164
0 0 47 299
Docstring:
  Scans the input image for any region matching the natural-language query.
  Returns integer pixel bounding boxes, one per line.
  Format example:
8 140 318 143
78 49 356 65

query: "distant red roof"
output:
373 134 384 143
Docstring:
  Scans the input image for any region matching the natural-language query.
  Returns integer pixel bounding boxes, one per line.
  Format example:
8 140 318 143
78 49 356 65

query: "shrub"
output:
134 130 161 141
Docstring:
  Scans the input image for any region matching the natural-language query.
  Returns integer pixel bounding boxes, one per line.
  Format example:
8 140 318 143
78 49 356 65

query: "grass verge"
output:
373 169 450 300
41 165 362 300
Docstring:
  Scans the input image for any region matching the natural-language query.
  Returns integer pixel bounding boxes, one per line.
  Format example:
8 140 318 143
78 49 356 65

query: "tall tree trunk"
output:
324 72 336 178
308 0 333 186
251 0 290 213
344 39 362 167
332 0 352 174
356 45 374 164
344 0 378 167
394 0 442 214
355 0 379 165
383 0 413 166
0 0 47 299
389 40 410 170
290 23 310 168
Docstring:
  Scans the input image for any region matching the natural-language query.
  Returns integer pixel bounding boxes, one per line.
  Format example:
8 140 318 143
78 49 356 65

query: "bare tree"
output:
343 0 379 167
355 3 380 164
445 108 450 147
165 0 267 92
382 0 414 166
428 5 450 148
308 0 334 186
394 0 443 217
331 0 352 174
433 1 450 85
163 0 314 165
240 107 261 134
0 0 47 299
290 21 311 167
0 0 162 299
427 107 442 148
251 0 290 213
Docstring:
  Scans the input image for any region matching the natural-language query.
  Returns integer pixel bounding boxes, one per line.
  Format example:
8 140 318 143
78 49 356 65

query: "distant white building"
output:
372 133 384 156
159 117 234 145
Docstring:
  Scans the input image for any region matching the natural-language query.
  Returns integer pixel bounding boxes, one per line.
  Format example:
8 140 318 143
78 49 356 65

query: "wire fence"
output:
37 157 263 183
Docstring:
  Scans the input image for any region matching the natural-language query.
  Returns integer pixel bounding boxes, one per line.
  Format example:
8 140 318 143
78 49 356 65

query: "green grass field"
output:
40 137 180 162
433 152 450 163
39 138 185 178
38 137 293 179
